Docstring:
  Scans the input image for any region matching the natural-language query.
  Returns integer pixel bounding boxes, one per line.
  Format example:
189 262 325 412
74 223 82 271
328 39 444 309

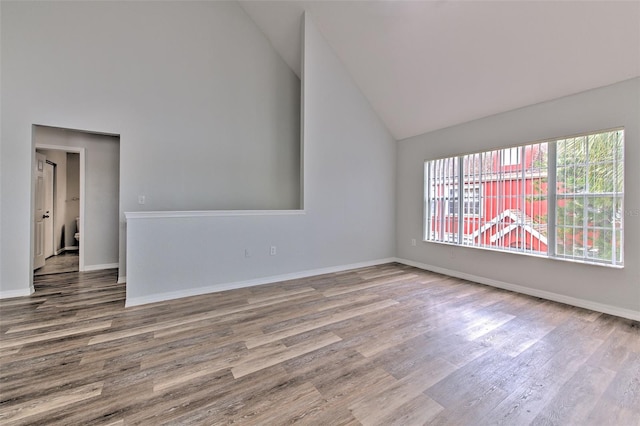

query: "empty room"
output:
1 1 639 425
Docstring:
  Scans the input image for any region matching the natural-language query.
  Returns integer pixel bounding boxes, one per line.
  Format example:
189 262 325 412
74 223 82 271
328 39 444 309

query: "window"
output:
463 186 482 216
448 188 458 216
448 186 483 216
424 129 624 267
555 132 624 265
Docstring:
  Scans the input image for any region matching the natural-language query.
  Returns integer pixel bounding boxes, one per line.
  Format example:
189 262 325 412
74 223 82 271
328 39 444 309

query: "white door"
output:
34 153 46 270
44 162 55 259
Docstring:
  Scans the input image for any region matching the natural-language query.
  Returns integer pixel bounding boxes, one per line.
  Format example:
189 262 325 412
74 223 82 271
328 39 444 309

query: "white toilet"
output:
74 217 80 244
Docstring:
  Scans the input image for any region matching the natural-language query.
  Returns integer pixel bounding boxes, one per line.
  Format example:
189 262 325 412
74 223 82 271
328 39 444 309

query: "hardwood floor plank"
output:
244 299 398 349
140 367 292 425
152 359 233 393
477 316 554 357
586 351 640 425
369 336 459 381
0 360 106 403
586 327 640 371
0 347 21 357
231 332 342 378
0 320 112 350
321 274 418 297
5 314 85 334
259 292 389 336
457 310 516 340
0 381 103 424
426 349 513 409
374 393 443 425
223 381 325 424
152 342 247 392
246 286 317 304
480 330 605 424
348 365 444 425
313 365 398 410
139 331 241 370
315 293 387 312
532 364 617 425
354 319 435 358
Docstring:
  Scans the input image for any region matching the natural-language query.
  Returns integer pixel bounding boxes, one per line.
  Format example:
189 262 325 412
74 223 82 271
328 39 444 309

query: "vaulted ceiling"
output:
240 1 640 140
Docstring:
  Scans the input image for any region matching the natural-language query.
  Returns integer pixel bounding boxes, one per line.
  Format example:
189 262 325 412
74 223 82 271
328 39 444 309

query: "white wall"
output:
397 78 640 318
65 153 80 249
125 14 396 305
0 1 301 296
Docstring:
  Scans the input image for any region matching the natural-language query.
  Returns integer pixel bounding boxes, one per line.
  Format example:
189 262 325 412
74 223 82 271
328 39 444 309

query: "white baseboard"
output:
117 275 126 284
126 257 396 307
84 263 119 272
55 247 78 255
395 257 640 322
0 287 34 299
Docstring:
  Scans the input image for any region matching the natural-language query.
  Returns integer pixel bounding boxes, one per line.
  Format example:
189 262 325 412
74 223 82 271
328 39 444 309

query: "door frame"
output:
33 144 86 273
34 152 47 270
44 160 56 259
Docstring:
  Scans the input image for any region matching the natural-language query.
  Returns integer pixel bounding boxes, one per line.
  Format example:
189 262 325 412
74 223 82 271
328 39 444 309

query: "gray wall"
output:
65 153 80 249
125 14 397 305
0 1 302 295
396 78 640 316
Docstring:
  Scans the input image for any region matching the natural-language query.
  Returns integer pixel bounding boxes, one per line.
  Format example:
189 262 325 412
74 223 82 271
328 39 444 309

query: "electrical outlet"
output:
244 249 250 258
411 238 417 246
138 195 145 205
270 246 277 256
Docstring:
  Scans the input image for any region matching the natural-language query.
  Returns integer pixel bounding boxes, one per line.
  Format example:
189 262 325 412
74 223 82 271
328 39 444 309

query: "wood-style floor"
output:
1 264 639 425
34 252 79 276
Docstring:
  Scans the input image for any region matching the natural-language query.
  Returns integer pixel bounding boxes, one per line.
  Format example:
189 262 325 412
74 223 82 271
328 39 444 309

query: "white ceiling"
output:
240 1 640 141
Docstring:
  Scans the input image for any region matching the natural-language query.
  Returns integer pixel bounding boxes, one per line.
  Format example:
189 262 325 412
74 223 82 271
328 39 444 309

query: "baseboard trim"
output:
394 257 640 322
117 275 126 284
55 247 78 255
84 263 119 272
0 288 34 299
125 257 396 307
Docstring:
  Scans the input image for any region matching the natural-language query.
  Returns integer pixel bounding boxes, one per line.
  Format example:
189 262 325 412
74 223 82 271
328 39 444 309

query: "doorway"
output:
34 147 84 275
31 124 121 287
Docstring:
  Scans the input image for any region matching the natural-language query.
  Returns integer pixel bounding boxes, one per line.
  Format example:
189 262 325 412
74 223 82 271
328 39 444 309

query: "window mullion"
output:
458 157 464 245
439 159 445 241
499 150 504 249
477 153 482 247
425 162 430 241
520 145 526 253
612 132 619 265
548 142 557 258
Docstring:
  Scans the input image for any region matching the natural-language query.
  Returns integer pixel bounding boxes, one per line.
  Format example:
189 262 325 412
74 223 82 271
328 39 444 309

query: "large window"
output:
424 129 624 267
